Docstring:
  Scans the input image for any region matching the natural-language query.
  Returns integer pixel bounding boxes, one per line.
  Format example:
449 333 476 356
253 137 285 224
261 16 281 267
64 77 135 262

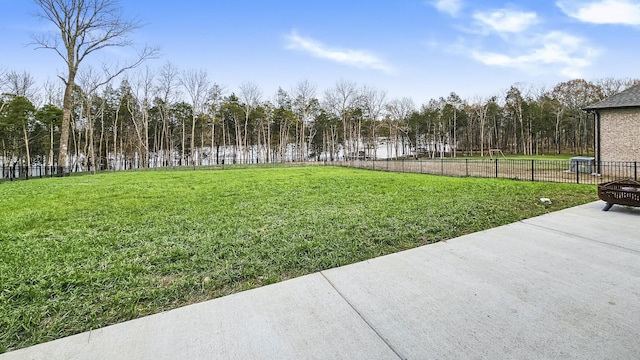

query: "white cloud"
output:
432 0 463 16
284 31 395 74
473 9 539 33
557 0 640 25
469 31 599 78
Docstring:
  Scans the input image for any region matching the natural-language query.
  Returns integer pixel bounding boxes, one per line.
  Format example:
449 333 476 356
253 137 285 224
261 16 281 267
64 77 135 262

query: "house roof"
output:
583 84 640 111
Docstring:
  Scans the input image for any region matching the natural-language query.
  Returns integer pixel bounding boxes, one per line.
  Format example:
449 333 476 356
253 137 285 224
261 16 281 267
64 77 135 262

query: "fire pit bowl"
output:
597 179 640 211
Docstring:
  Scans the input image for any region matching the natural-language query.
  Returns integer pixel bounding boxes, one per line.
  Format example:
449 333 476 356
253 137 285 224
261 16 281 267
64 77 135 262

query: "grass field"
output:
0 166 598 353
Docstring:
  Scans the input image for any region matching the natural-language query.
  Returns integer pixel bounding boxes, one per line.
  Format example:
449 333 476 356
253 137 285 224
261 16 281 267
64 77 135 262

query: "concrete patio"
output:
3 201 639 359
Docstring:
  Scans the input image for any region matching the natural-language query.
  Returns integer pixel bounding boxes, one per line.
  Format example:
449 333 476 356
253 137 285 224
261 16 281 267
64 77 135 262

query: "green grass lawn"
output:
0 166 597 353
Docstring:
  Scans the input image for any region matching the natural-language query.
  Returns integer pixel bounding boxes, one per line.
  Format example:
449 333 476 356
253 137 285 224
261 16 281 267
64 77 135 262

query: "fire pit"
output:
597 179 640 211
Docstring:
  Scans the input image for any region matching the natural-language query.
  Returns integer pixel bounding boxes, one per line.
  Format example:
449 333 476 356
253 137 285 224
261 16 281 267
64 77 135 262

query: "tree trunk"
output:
221 118 227 164
87 104 96 174
191 113 197 166
210 110 219 165
23 124 31 171
181 117 186 165
99 105 105 171
57 70 76 171
113 111 118 170
144 104 149 168
49 125 55 167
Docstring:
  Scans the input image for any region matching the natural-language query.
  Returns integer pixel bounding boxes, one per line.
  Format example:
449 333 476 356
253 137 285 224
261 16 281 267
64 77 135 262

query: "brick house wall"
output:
599 108 640 162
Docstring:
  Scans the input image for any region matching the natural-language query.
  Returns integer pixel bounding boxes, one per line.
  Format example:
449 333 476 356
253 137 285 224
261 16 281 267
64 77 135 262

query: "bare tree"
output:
593 77 640 98
181 69 210 166
259 100 274 163
207 83 225 164
2 71 40 170
156 62 180 166
551 79 600 154
274 88 293 161
324 80 358 159
469 95 490 157
238 82 262 163
292 79 317 161
122 67 154 168
40 79 64 167
0 69 7 117
32 0 158 171
386 97 413 159
444 92 464 157
42 79 64 106
360 86 387 159
76 66 103 172
0 67 6 91
4 71 39 100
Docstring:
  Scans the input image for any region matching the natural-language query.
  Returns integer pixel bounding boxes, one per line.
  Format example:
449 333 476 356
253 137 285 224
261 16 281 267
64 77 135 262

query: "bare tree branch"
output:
181 69 210 166
30 0 159 169
4 71 40 99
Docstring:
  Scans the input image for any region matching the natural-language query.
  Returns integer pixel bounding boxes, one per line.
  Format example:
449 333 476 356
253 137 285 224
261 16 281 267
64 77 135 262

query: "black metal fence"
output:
0 162 318 183
330 159 639 185
2 159 638 185
0 165 70 181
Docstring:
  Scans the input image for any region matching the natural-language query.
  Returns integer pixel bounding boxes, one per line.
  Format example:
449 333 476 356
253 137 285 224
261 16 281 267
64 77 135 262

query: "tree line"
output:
3 1 638 173
1 67 638 172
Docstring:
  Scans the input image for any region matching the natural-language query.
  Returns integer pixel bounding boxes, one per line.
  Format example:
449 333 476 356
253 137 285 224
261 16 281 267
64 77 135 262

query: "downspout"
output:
595 111 601 175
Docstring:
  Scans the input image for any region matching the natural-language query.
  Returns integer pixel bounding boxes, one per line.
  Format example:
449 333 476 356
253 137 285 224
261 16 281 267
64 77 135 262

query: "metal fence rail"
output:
1 165 68 181
331 159 639 185
0 162 319 183
2 159 638 185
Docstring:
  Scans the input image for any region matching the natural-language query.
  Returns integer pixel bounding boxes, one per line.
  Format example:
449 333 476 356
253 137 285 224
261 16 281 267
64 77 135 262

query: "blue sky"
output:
1 0 639 103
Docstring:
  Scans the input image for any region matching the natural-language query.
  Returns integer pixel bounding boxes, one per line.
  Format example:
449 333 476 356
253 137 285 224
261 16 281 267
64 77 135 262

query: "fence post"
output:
531 160 535 182
495 159 498 178
635 162 638 181
402 158 405 172
576 166 580 184
465 159 469 177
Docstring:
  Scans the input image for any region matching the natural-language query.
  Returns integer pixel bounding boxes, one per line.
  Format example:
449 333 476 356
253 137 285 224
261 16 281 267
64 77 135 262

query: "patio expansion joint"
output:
319 271 406 360
519 220 640 255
